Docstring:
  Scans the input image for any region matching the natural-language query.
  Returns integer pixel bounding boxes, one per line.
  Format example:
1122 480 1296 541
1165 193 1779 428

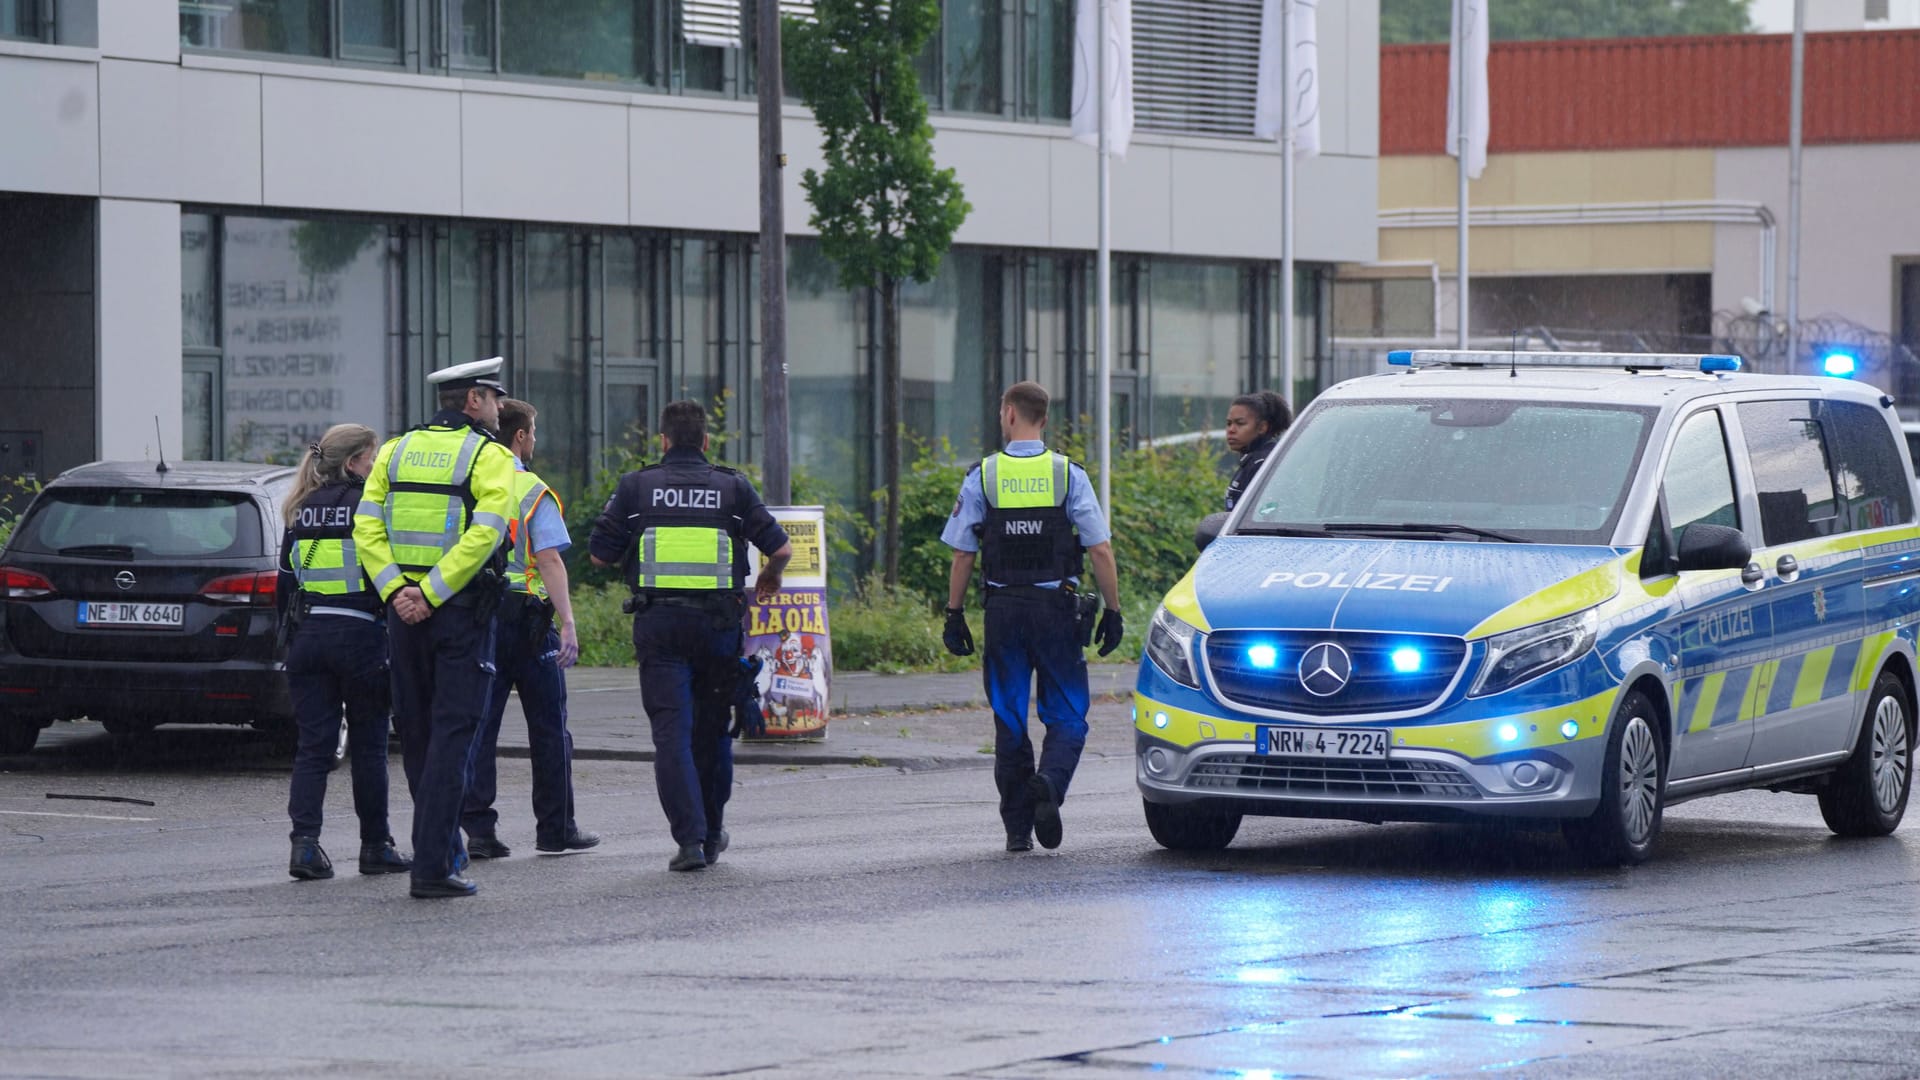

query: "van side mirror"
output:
1195 512 1229 553
1675 523 1750 573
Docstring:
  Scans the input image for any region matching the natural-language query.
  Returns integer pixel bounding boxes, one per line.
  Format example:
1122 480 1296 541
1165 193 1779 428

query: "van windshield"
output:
1241 399 1655 546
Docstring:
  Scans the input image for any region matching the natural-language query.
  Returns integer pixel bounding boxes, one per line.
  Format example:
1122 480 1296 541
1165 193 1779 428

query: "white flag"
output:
1253 0 1319 155
1071 0 1135 158
1447 0 1490 179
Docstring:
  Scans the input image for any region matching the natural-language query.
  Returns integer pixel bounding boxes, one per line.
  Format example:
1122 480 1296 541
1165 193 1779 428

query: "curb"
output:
495 743 991 770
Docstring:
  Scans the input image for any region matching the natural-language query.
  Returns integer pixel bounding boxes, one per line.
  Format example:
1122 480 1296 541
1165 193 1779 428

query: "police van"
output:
1135 350 1920 864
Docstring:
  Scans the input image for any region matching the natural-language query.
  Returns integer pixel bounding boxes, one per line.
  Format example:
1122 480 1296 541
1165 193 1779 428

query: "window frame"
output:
1 0 51 43
179 0 418 71
1646 405 1743 580
1737 397 1850 547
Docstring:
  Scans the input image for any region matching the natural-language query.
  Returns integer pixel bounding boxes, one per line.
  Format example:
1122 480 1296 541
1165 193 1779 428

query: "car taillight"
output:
202 571 277 605
0 566 54 599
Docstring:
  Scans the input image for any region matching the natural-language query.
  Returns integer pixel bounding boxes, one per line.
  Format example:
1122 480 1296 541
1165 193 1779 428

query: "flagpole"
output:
1279 0 1295 409
1455 0 1470 348
1096 0 1112 522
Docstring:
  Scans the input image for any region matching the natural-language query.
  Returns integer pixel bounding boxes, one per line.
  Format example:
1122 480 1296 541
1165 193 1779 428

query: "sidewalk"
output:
513 662 1140 770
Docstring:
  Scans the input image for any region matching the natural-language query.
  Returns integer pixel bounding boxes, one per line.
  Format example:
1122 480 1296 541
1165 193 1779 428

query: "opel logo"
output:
1298 642 1352 697
114 571 136 591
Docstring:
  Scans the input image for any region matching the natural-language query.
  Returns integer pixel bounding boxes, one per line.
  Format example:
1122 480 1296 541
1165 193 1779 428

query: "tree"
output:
786 0 972 588
1382 0 1753 45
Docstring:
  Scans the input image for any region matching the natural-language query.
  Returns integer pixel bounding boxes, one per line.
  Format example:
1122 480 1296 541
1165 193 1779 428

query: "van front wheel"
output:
1819 671 1912 838
1563 689 1664 866
1143 799 1241 851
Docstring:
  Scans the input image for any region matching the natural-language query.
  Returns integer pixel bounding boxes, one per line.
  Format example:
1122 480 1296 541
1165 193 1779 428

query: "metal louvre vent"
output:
1134 0 1262 139
1189 755 1482 799
683 0 742 47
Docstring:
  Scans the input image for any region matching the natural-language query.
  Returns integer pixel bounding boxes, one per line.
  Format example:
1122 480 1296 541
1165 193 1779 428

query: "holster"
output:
1074 590 1099 648
471 567 506 627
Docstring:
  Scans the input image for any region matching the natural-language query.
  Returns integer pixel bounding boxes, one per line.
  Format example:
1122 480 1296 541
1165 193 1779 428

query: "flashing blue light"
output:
1387 349 1414 366
1488 987 1525 999
1560 720 1580 740
1389 646 1423 674
1822 351 1859 378
1498 723 1520 743
1247 644 1279 670
1154 711 1169 730
1698 354 1742 373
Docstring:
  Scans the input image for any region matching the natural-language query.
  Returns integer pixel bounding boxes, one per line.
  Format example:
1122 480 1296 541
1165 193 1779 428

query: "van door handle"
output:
1776 554 1800 582
1741 562 1766 589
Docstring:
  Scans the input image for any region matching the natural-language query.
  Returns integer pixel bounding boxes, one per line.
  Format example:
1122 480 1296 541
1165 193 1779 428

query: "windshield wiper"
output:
57 544 136 560
1236 523 1333 537
1323 522 1533 544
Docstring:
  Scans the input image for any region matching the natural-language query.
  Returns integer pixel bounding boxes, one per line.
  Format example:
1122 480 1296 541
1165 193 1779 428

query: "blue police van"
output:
1135 350 1920 864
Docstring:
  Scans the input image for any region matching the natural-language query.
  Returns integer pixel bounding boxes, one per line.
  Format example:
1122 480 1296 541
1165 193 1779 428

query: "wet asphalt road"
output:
5 703 1920 1079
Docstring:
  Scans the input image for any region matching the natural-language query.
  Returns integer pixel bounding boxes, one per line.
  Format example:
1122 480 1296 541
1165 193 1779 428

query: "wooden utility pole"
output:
758 0 792 504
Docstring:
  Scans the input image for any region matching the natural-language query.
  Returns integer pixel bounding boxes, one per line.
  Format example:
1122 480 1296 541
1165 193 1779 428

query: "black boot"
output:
467 832 512 859
289 836 333 881
358 837 413 875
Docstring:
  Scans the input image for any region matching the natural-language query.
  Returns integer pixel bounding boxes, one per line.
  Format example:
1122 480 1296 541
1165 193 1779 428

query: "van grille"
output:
1188 754 1481 799
1204 630 1467 716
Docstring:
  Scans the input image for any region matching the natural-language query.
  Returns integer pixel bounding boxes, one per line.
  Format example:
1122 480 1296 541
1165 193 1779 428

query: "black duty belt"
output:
985 584 1077 606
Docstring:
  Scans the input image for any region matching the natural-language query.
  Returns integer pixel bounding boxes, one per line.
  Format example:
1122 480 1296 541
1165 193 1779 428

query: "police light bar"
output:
1387 350 1742 374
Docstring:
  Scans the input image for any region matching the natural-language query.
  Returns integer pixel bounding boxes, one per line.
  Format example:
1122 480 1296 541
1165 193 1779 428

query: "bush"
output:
572 581 637 669
826 581 975 674
0 475 43 554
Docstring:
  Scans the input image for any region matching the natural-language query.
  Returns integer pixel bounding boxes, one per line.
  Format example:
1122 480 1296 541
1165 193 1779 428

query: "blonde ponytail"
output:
284 423 379 527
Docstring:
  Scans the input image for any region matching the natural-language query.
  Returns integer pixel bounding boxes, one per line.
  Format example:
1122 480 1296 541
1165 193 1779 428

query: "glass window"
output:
1826 400 1916 530
786 240 867 508
1663 410 1740 535
181 215 219 349
450 0 494 69
1 0 42 41
1022 0 1072 120
15 490 264 559
219 216 389 463
673 237 725 408
182 366 218 460
1247 401 1656 546
524 231 588 492
180 0 331 58
1739 400 1842 545
944 0 1002 113
1148 260 1242 442
501 0 657 83
445 226 496 369
901 251 996 458
339 0 401 62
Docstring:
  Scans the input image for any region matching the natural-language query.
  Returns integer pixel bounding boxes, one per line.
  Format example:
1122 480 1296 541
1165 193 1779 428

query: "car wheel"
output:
1563 688 1665 866
0 719 38 755
1143 798 1242 851
1818 670 1913 838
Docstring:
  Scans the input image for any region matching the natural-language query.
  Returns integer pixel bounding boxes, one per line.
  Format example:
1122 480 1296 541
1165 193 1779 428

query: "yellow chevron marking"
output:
1792 646 1835 709
1688 672 1726 733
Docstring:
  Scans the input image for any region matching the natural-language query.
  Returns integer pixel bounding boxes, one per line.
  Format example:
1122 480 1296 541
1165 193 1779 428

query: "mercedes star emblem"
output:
114 571 136 591
1298 642 1353 697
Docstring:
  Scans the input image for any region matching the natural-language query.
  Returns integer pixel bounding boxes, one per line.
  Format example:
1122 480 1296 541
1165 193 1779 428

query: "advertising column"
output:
743 507 831 739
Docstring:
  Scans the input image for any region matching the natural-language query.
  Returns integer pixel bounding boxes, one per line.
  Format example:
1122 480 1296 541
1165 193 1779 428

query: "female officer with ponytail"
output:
1222 390 1292 512
281 424 411 881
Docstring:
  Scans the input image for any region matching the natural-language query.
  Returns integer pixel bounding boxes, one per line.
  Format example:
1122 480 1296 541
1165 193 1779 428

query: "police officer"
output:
354 356 518 899
462 397 599 859
590 400 791 872
941 381 1123 852
1223 390 1291 512
280 423 411 881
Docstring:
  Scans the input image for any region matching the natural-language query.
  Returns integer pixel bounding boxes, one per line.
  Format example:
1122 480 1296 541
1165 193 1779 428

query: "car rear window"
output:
13 489 264 559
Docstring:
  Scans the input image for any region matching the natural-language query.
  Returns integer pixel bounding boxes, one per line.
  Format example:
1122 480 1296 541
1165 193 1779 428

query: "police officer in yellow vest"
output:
590 400 792 872
461 397 599 859
941 381 1124 852
279 423 411 881
354 356 518 899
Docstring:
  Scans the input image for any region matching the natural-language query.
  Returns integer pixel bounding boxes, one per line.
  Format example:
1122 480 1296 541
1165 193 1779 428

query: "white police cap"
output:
426 356 507 394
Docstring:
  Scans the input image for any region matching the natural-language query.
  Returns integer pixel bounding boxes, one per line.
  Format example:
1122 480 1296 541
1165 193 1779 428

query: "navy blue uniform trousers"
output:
462 617 575 846
634 604 740 848
388 602 496 880
983 588 1090 836
285 614 392 842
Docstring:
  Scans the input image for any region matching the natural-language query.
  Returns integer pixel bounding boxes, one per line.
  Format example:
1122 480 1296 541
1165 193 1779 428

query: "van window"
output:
1827 401 1915 530
1738 400 1841 545
1663 410 1740 536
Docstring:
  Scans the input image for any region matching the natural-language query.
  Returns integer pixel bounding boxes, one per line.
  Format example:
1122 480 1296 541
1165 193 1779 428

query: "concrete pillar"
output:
97 198 181 462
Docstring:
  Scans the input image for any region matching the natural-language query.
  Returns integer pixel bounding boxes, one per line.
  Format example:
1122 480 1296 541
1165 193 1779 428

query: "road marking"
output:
0 809 155 822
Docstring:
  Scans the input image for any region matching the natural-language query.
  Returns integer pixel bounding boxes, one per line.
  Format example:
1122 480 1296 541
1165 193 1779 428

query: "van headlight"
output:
1146 606 1202 689
1471 608 1600 697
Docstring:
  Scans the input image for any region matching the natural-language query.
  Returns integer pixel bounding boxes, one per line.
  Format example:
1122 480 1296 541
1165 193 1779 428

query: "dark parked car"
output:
0 461 311 756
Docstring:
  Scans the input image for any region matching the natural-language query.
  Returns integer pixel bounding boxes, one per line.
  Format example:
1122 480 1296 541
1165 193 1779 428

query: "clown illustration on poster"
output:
743 506 831 738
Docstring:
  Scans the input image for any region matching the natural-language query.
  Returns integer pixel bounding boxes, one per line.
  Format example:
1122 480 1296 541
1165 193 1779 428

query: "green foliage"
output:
290 221 380 278
786 0 972 293
0 475 43 553
1382 0 1752 44
826 579 975 673
572 581 637 669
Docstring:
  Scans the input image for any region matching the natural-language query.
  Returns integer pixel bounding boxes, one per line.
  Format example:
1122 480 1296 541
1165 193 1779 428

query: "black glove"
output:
727 656 766 739
942 608 974 657
1094 608 1125 657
